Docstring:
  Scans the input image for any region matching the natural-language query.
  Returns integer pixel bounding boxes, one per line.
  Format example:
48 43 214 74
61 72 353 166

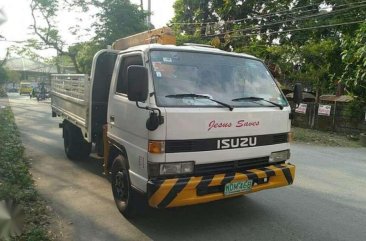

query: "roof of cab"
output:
118 44 259 60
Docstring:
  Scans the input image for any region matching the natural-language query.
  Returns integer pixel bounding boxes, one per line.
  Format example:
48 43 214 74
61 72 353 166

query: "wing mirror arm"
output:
135 101 164 131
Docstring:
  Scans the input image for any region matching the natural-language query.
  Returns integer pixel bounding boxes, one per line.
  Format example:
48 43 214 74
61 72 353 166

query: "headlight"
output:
148 161 194 177
269 150 290 163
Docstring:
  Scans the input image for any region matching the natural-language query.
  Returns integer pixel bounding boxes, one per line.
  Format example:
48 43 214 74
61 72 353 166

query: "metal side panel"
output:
51 93 87 122
51 74 90 140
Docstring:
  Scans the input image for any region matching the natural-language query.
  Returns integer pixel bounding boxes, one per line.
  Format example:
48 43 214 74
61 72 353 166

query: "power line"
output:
170 2 319 25
170 0 366 26
203 3 366 37
227 20 365 38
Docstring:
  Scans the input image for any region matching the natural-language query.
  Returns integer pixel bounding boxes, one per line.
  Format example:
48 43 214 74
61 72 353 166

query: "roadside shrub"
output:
342 100 365 120
0 86 7 97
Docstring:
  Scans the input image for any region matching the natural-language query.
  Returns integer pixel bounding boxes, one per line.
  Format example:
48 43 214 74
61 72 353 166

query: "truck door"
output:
108 52 150 191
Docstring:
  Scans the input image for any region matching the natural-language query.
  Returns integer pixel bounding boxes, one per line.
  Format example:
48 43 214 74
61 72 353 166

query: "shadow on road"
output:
130 196 266 241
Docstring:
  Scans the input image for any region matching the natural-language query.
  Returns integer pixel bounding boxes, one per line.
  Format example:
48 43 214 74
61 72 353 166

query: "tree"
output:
93 0 148 46
0 50 9 85
0 66 8 85
341 23 366 102
173 1 360 86
29 0 83 73
5 69 21 88
172 0 217 35
69 41 102 74
28 0 148 74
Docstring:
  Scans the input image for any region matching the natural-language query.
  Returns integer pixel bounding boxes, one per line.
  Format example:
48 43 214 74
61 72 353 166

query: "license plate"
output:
224 180 253 196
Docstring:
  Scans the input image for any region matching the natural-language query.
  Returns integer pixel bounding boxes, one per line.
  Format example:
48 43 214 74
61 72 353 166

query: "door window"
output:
115 54 143 94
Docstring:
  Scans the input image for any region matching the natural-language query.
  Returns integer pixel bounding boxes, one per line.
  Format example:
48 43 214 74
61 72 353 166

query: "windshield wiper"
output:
166 93 234 111
231 96 284 110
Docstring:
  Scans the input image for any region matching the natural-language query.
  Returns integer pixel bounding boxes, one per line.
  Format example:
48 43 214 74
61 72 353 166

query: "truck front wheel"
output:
63 121 91 161
111 155 144 218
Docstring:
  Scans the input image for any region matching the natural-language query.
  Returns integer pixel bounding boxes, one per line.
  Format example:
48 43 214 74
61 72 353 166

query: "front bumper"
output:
147 163 295 208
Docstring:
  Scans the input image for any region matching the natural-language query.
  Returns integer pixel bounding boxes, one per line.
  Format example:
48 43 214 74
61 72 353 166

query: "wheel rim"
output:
114 171 128 201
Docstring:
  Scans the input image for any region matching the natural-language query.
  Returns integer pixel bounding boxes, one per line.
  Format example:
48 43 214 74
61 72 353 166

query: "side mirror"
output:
127 65 148 102
293 83 303 106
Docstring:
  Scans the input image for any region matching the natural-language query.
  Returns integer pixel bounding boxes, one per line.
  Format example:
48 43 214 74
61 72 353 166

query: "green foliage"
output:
30 0 82 72
69 41 102 74
235 39 341 91
236 42 293 80
342 100 365 120
28 0 149 73
0 86 7 97
0 107 50 241
296 40 341 90
341 23 366 102
172 0 217 35
93 0 148 45
30 0 61 46
0 65 8 84
172 0 364 96
5 69 21 86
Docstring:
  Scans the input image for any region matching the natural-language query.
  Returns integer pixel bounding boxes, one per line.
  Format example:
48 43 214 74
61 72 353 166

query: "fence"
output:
291 102 366 135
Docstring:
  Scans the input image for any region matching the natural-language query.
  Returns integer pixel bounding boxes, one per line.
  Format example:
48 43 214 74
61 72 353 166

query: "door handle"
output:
110 115 115 124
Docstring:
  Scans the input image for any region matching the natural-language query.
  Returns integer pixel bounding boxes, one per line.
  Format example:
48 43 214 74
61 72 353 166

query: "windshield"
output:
150 50 288 108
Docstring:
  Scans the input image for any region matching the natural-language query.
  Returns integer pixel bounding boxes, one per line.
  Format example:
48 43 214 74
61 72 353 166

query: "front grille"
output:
273 133 288 144
165 133 289 153
194 156 269 175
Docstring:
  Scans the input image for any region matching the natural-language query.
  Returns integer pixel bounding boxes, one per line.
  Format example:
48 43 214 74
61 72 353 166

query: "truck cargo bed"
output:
51 74 89 131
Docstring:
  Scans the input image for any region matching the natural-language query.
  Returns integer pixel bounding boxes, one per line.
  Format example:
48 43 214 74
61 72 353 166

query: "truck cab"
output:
106 44 295 215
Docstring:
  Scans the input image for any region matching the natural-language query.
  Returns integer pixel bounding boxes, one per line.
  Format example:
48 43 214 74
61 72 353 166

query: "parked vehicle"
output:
51 27 302 217
19 82 32 95
36 83 49 101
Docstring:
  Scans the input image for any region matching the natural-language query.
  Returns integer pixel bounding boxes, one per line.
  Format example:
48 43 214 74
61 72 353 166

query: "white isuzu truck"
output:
51 28 302 217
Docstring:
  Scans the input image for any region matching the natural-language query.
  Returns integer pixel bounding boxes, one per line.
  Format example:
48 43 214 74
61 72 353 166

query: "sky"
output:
0 0 175 59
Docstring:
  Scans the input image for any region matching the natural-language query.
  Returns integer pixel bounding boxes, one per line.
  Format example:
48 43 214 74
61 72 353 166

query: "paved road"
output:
6 93 366 241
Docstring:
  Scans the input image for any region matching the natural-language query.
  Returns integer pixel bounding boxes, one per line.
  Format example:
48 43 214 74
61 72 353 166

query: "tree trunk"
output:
315 84 321 104
70 55 81 74
311 83 321 129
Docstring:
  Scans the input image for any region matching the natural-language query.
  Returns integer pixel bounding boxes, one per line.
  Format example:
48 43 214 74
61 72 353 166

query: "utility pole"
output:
147 0 151 28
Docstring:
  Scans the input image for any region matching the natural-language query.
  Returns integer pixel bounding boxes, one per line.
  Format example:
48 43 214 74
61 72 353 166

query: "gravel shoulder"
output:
292 126 362 147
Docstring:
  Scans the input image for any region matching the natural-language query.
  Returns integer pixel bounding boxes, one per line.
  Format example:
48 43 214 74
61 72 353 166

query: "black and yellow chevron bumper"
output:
147 163 295 208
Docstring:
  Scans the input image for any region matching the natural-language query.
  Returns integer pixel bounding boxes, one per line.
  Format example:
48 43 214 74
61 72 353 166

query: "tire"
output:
111 155 145 218
63 121 91 161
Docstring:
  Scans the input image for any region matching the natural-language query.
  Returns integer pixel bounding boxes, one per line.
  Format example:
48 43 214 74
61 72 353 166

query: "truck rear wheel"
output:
63 121 91 161
111 155 145 218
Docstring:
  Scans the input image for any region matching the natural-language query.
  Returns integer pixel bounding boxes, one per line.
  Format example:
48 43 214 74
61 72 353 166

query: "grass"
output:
0 106 51 241
292 127 362 147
